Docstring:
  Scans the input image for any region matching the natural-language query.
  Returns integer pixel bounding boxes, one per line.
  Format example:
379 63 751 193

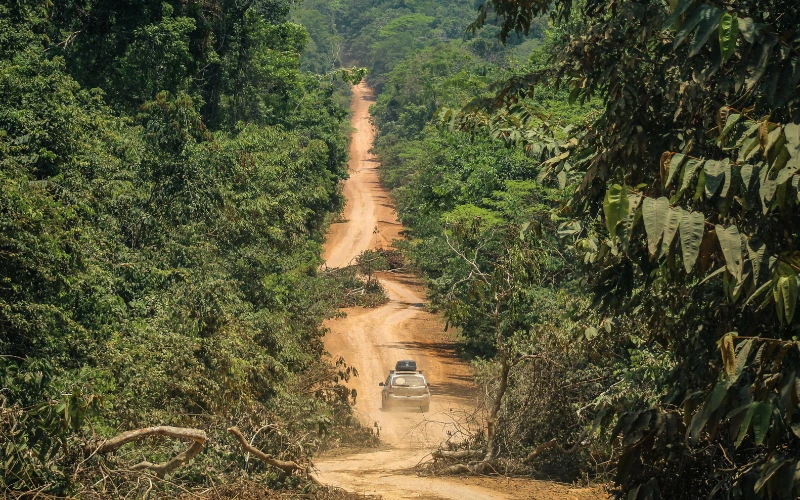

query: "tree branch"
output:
227 426 305 475
90 426 207 478
523 426 590 464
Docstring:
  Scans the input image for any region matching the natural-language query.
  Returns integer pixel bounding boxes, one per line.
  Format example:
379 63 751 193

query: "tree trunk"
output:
484 353 510 461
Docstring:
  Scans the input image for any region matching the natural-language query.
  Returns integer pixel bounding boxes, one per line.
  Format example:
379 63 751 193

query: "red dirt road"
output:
314 82 607 500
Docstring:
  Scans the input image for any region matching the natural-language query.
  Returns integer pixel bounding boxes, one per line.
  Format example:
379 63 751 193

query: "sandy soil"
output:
314 82 608 500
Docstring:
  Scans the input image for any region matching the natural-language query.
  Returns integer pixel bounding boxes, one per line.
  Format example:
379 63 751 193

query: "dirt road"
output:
315 82 607 500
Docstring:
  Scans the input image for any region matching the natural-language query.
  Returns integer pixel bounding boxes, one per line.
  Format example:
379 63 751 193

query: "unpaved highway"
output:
314 81 607 500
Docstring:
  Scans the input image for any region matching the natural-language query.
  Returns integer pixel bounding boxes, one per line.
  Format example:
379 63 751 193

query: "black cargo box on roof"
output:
395 360 417 372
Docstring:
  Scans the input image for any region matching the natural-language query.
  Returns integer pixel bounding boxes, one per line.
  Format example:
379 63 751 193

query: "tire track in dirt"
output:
314 82 607 500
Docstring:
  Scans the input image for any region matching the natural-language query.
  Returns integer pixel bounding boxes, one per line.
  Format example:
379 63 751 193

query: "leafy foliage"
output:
454 0 800 496
0 2 370 496
336 0 800 495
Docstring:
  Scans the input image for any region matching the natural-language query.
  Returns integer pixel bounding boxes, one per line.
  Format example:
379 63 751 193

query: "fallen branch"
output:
432 449 484 460
522 439 560 462
90 426 206 454
227 426 306 475
90 426 207 478
129 440 205 478
440 460 497 475
523 426 590 464
441 463 473 474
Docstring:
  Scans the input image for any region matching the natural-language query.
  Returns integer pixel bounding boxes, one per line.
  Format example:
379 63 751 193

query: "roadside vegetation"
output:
0 1 378 497
314 0 800 497
4 0 799 497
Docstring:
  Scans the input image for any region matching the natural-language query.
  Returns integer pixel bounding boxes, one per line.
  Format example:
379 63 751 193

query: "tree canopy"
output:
333 0 800 496
1 1 370 496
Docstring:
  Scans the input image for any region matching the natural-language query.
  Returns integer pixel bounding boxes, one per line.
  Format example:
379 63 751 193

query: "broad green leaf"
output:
746 239 768 284
688 7 723 57
719 113 741 142
568 86 581 105
620 192 643 249
759 166 777 214
642 197 670 256
543 150 570 166
603 184 630 241
744 279 774 307
766 126 786 162
718 12 738 62
703 159 725 197
730 264 749 303
735 121 759 148
716 224 742 278
775 164 799 186
734 338 753 380
735 403 755 447
750 401 771 445
661 207 683 258
688 380 729 444
666 153 687 188
674 4 717 48
739 134 760 163
718 159 732 197
680 158 703 194
780 372 796 416
740 163 756 190
775 274 798 324
746 36 778 90
737 17 754 43
662 0 694 30
679 210 704 273
693 170 706 201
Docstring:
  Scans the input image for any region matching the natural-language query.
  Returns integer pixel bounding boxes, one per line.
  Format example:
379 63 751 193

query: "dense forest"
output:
0 1 374 498
299 0 800 498
3 0 800 497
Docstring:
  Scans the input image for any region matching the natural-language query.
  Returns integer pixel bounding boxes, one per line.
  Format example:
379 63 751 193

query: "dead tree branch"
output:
432 449 484 460
522 426 590 464
227 426 305 475
90 426 207 478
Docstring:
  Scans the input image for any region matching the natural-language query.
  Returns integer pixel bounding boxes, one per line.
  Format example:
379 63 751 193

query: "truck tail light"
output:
388 384 393 394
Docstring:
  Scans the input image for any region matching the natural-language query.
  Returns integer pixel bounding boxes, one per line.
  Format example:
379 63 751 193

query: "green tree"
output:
463 0 800 496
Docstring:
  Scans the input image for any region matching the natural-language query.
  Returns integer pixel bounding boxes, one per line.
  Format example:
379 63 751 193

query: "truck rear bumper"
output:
386 394 430 407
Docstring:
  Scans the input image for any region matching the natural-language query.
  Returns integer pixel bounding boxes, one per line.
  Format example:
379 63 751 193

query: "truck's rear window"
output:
392 375 425 387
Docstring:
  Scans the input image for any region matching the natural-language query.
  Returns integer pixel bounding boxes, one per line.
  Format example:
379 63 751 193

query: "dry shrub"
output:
493 324 612 481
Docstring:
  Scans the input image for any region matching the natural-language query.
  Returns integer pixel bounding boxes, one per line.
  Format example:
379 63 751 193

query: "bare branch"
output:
523 426 590 464
227 427 305 475
90 426 206 455
90 426 207 478
432 449 485 460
